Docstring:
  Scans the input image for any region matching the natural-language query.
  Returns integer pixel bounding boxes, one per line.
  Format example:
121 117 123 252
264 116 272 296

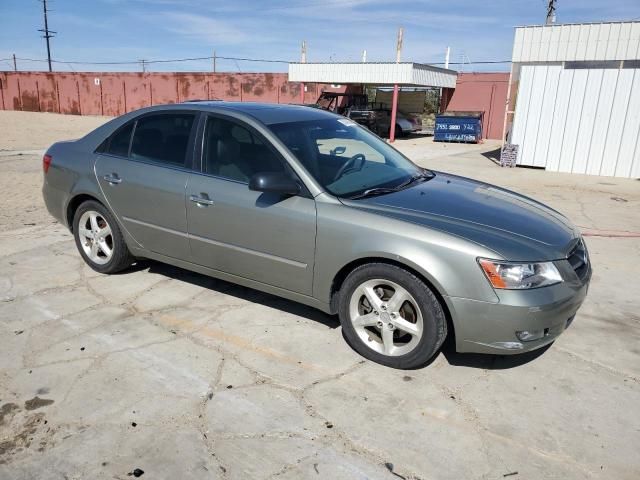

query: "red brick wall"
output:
0 71 337 116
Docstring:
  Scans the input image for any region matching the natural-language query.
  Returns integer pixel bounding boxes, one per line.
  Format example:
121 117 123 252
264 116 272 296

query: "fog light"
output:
516 329 545 342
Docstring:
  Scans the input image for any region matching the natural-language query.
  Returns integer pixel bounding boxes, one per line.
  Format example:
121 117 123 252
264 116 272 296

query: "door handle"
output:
103 173 122 185
189 194 214 207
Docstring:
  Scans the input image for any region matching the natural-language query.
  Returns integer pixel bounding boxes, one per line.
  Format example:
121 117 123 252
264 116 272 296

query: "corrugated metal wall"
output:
0 72 334 116
513 21 640 63
510 64 640 178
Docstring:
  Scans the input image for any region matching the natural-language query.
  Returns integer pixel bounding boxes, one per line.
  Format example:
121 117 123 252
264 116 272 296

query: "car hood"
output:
341 172 579 261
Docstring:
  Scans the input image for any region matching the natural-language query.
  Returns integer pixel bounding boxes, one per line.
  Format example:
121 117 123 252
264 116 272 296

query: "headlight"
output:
478 258 563 289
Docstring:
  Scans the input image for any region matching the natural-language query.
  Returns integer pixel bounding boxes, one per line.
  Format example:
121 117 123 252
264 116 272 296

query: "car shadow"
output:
124 261 552 368
133 259 341 329
438 335 552 370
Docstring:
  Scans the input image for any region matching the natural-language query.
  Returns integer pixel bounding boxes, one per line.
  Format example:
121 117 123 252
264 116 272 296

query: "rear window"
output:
130 113 195 167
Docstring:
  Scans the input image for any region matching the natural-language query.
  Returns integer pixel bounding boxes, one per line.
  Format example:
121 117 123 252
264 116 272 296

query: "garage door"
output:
510 64 640 178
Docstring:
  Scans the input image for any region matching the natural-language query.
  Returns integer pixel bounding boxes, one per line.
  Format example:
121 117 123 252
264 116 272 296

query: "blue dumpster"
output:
434 111 483 143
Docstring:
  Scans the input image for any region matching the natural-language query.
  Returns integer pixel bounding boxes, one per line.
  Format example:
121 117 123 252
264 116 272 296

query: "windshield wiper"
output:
348 187 400 200
394 170 434 191
348 171 434 200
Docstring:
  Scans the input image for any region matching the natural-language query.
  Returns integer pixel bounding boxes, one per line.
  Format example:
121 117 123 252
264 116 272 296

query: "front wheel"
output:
73 200 133 274
338 263 447 369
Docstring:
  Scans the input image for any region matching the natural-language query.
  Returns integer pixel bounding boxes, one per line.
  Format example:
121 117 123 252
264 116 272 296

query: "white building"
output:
509 21 640 178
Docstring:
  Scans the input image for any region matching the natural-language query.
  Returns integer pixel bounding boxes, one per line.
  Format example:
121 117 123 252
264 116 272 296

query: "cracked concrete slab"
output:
1 116 639 479
305 362 495 479
0 287 103 331
214 437 398 480
189 304 363 388
206 384 324 437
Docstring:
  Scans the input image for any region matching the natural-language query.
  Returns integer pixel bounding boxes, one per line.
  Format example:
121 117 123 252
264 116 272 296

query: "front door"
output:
186 115 317 295
95 111 197 259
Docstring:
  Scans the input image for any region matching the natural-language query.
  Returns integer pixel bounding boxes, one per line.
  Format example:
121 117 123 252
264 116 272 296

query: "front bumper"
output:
446 265 591 355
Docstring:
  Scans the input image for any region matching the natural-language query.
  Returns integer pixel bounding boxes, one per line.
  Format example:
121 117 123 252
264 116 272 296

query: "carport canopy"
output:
288 62 457 141
288 62 457 88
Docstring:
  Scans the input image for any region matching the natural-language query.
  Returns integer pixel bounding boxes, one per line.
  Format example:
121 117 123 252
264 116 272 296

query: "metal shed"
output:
508 21 640 178
288 62 457 140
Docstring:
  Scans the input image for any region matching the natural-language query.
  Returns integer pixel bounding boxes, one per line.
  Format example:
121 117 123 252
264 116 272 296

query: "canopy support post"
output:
389 27 403 142
389 83 399 142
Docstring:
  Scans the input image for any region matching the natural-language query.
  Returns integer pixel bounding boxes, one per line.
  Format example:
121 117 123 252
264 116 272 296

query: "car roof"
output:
177 101 338 125
77 101 340 150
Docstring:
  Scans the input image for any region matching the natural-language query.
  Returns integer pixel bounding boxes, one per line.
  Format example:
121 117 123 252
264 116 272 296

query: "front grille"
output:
567 239 589 281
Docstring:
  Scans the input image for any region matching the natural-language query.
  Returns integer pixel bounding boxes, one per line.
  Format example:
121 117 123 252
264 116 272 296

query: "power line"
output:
11 54 291 66
7 54 512 72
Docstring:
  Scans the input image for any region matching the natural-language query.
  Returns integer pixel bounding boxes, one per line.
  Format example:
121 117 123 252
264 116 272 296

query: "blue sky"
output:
1 0 639 73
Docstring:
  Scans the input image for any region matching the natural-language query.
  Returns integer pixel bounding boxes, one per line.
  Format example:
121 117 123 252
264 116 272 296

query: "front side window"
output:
130 113 195 167
269 118 425 198
203 116 286 183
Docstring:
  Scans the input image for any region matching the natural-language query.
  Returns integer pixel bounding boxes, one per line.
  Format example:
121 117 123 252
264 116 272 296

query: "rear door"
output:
95 111 198 260
185 114 317 295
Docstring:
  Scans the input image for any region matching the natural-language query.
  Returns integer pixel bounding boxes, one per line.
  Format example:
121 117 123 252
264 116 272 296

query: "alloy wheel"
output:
348 278 423 356
77 210 114 265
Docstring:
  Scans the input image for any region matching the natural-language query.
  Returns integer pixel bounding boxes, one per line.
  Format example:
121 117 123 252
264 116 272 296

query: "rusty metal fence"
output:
0 72 326 116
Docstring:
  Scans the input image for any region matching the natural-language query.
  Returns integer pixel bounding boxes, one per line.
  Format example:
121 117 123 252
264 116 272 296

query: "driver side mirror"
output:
330 146 346 156
249 172 300 196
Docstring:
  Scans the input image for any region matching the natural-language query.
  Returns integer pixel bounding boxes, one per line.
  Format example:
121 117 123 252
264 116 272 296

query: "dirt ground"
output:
0 111 112 232
0 110 112 152
1 110 639 480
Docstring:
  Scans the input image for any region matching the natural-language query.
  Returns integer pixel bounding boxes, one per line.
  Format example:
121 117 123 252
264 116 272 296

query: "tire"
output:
395 125 404 138
72 200 133 274
338 263 447 369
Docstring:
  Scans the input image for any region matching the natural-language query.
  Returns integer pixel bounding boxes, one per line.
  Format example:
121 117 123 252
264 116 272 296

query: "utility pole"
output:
441 47 451 118
300 40 307 104
546 0 557 24
38 0 56 72
213 50 216 73
12 54 17 72
140 59 147 73
395 27 403 63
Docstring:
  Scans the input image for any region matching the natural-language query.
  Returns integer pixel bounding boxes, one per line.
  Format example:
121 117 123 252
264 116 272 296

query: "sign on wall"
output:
500 143 518 167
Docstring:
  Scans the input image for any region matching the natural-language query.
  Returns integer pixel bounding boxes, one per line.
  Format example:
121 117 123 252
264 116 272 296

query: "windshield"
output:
269 117 426 198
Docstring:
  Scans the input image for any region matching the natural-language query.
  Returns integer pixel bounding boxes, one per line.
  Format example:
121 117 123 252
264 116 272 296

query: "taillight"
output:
43 154 52 173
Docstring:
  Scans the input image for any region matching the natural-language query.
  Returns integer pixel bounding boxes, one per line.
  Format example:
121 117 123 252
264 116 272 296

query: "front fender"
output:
313 201 500 305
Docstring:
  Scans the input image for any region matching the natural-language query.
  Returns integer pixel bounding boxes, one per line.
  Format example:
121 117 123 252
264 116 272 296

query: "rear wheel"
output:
338 263 447 369
73 200 132 274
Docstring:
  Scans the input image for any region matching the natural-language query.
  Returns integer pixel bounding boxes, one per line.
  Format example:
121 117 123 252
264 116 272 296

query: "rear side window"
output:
106 123 134 157
131 113 195 167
